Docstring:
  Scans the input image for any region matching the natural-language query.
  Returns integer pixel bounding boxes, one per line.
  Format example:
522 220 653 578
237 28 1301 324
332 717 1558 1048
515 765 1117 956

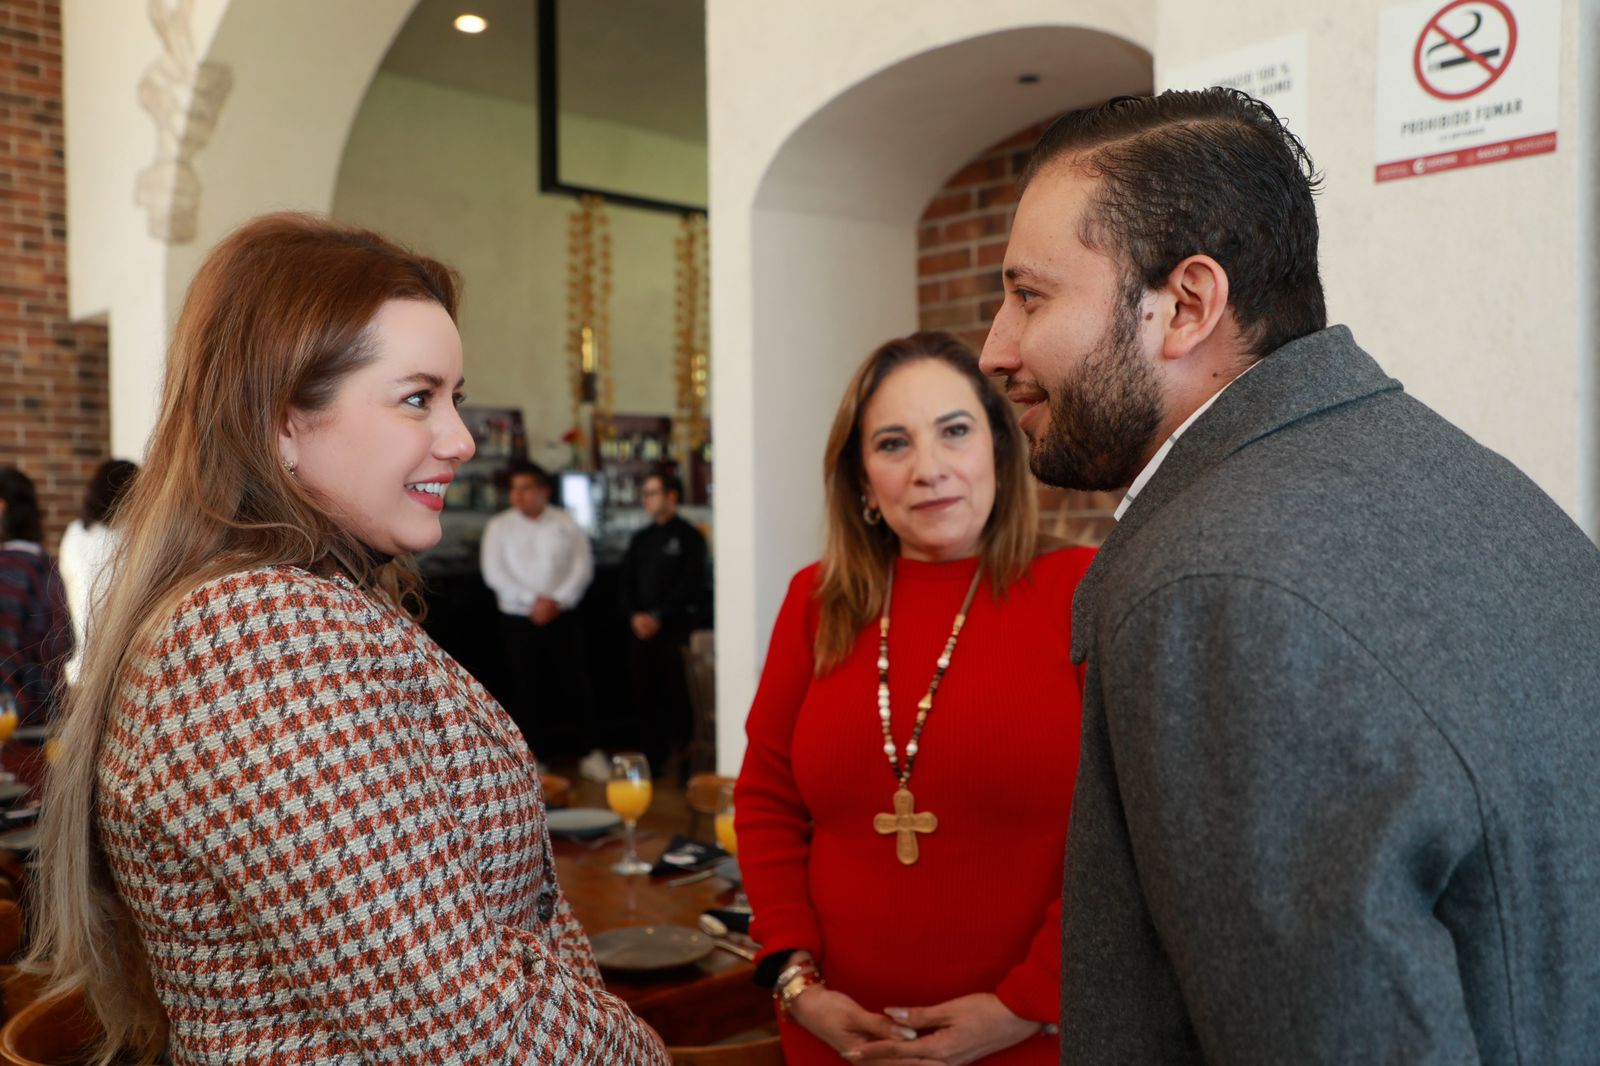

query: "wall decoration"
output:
538 0 708 214
136 0 233 243
1374 0 1558 181
1162 32 1311 150
673 212 710 468
566 194 613 458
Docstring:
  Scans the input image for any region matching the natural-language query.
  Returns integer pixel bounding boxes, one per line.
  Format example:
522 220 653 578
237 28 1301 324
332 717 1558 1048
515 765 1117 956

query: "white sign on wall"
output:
1162 33 1311 151
1374 0 1559 181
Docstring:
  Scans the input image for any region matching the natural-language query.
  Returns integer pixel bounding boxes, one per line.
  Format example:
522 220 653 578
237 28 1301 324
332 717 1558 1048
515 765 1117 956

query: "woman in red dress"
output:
736 332 1094 1065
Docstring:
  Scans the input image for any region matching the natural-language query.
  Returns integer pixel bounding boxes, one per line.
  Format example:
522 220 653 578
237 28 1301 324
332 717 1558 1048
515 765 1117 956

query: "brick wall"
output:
917 119 1119 546
0 0 110 548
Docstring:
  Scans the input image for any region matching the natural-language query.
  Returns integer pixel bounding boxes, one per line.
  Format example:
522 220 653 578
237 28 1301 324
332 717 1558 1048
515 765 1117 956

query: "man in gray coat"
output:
980 88 1600 1064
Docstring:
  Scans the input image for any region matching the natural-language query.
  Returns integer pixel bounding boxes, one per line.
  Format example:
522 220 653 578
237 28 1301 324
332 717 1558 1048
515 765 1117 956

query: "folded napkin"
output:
703 906 752 937
649 834 729 877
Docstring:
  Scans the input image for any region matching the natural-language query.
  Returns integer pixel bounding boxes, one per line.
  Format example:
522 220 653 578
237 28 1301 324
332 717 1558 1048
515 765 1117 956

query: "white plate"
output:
546 807 623 839
11 725 48 745
590 925 715 972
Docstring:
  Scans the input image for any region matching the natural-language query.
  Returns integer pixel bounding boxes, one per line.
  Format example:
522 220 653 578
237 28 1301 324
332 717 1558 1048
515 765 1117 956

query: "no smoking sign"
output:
1376 0 1557 181
1414 0 1517 100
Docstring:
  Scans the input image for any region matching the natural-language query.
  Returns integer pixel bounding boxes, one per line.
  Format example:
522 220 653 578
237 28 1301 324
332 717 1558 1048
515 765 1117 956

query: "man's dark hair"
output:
645 470 683 502
0 467 43 543
81 459 138 527
506 460 552 492
1022 88 1326 357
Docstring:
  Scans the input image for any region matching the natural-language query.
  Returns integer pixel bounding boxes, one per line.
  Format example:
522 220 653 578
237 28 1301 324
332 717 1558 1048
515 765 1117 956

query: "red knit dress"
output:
736 547 1094 1066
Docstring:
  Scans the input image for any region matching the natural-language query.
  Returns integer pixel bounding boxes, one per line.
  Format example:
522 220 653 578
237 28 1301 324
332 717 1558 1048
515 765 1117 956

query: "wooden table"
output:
555 833 776 1047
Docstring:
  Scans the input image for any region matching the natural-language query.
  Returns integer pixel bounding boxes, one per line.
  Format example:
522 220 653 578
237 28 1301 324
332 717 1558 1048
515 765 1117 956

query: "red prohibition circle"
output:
1413 0 1518 100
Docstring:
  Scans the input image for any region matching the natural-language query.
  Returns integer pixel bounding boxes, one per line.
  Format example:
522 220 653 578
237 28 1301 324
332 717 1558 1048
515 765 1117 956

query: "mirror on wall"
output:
540 0 708 212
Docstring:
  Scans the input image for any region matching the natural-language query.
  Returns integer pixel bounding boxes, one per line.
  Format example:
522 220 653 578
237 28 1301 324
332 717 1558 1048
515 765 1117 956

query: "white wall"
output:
62 0 226 458
66 0 697 464
708 0 1598 774
61 1 1600 777
1154 0 1596 539
747 206 918 563
1580 0 1600 532
332 72 689 458
707 2 1158 772
64 0 419 459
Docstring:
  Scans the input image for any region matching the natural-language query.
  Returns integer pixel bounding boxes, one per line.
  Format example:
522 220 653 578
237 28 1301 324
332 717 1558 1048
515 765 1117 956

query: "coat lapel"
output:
1070 325 1402 662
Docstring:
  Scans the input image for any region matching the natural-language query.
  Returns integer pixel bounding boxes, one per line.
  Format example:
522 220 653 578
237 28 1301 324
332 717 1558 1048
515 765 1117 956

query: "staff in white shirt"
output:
59 459 138 685
479 461 595 753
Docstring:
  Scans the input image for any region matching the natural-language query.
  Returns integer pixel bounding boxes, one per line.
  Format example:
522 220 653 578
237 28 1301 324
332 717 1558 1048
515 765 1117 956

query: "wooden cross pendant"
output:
873 788 937 865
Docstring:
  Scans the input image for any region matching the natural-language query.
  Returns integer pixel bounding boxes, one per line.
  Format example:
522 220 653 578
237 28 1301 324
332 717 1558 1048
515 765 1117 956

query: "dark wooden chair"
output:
0 857 26 907
0 988 162 1066
669 1033 784 1065
540 773 572 809
0 968 44 1024
0 903 20 966
685 772 735 842
681 629 717 776
0 989 101 1066
0 900 39 1023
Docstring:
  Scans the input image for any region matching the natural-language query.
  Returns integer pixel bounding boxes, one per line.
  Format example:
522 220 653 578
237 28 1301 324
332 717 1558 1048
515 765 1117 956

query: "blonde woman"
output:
31 214 667 1065
736 332 1094 1065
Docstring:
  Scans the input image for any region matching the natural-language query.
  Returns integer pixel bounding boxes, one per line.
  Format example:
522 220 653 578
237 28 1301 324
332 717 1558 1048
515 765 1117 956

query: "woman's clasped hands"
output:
793 988 1043 1065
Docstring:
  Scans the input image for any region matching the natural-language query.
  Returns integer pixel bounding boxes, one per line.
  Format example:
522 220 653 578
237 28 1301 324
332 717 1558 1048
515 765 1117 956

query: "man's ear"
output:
1157 254 1230 362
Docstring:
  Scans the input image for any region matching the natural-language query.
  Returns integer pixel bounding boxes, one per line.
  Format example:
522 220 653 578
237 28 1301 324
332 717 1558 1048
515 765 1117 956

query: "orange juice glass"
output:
607 753 653 876
606 779 653 822
0 698 17 784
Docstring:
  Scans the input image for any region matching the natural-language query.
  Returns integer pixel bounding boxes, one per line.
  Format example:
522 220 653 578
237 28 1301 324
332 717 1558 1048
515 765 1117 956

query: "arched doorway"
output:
89 0 421 459
714 20 1152 769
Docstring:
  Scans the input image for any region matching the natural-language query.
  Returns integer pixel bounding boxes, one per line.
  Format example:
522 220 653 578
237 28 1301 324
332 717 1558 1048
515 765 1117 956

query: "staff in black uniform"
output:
619 471 708 776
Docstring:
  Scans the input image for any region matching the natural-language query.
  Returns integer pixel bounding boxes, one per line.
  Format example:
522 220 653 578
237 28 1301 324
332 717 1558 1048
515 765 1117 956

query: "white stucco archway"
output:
708 7 1156 771
63 0 419 458
65 0 1593 780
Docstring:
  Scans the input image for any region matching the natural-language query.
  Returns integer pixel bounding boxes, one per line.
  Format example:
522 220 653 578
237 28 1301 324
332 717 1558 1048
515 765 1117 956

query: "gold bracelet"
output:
775 970 824 1019
772 957 817 991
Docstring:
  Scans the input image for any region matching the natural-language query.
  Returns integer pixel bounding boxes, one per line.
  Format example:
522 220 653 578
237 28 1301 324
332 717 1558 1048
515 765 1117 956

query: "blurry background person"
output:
735 332 1094 1065
0 466 71 724
480 460 596 756
619 470 707 776
30 213 667 1064
58 458 138 685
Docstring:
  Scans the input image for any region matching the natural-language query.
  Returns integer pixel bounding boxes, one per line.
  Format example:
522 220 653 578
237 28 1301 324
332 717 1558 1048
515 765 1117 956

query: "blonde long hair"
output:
814 332 1038 674
27 213 460 1060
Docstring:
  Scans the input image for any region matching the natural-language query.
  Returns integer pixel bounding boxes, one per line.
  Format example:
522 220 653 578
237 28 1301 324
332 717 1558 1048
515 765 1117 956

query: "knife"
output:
710 937 757 961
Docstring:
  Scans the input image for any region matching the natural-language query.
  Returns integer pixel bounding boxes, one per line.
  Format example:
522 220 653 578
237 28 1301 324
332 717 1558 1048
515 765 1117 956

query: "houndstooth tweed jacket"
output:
97 565 667 1065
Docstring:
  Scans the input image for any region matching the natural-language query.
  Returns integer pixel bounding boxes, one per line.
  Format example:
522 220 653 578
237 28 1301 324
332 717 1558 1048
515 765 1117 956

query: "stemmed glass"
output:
715 781 750 912
714 782 738 856
606 753 654 876
0 693 19 785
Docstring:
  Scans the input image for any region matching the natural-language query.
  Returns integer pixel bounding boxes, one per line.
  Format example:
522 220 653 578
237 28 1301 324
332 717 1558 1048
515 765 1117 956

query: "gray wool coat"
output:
1061 326 1600 1065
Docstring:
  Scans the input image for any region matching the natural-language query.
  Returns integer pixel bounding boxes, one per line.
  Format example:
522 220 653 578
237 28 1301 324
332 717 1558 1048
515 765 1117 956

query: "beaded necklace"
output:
870 563 983 865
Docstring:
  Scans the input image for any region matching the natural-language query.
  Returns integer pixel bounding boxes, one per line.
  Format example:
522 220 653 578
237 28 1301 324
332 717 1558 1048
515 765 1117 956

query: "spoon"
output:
697 914 758 960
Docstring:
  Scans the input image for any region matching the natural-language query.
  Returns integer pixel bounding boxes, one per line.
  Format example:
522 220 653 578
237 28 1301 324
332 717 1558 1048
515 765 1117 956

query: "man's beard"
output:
1026 292 1163 492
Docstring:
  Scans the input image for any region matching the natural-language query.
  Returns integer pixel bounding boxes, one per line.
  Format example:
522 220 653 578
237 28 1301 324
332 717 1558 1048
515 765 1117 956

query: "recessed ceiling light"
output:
454 14 488 34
